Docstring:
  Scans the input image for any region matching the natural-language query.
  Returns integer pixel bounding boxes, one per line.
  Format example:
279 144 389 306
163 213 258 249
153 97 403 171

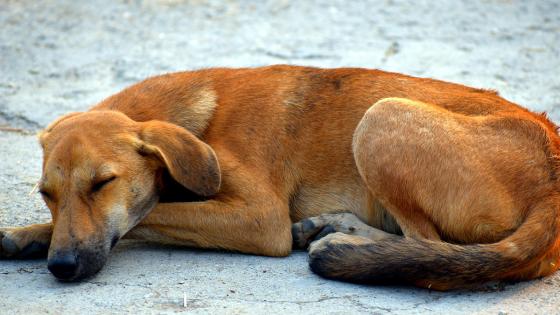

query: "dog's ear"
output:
137 120 221 196
39 112 83 148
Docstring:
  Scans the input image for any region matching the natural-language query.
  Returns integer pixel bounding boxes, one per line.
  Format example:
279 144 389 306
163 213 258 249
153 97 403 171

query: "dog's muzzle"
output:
48 250 79 280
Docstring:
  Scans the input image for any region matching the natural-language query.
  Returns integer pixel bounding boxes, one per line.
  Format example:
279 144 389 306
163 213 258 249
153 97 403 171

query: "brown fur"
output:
1 65 559 288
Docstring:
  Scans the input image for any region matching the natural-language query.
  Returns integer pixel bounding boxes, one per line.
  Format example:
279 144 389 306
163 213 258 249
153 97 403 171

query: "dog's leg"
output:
372 200 440 241
308 231 382 261
352 98 460 241
0 223 52 259
294 99 451 248
125 199 293 257
292 212 393 249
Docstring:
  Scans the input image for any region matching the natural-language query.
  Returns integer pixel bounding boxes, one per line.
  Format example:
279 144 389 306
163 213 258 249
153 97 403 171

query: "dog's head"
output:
38 110 220 281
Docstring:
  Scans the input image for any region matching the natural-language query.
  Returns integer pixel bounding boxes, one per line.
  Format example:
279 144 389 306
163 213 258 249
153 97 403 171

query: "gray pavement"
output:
1 0 559 314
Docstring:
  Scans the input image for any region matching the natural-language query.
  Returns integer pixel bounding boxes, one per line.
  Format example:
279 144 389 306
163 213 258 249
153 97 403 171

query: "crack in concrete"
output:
0 126 35 135
176 294 443 313
182 294 381 310
0 109 42 132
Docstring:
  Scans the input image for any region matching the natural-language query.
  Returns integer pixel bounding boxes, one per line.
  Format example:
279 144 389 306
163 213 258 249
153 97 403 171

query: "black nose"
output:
48 251 79 280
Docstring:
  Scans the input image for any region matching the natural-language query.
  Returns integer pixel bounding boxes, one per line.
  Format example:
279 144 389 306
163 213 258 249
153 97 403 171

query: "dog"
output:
1 65 559 290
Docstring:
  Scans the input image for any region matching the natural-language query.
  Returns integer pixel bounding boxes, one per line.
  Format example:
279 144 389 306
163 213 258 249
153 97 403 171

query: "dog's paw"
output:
308 232 371 255
292 212 374 249
308 232 344 256
0 225 51 259
1 228 18 258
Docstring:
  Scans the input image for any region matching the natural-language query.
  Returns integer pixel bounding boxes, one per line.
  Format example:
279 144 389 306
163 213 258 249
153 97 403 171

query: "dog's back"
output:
94 65 560 288
95 65 550 224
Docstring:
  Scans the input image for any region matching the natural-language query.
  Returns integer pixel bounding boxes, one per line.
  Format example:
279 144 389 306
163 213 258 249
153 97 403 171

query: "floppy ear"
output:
138 120 221 196
39 112 83 148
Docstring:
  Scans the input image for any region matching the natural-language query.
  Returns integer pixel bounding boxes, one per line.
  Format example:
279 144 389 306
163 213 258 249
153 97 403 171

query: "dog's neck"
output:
93 73 218 138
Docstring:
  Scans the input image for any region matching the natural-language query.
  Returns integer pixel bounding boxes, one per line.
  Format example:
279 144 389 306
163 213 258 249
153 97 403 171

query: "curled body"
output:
1 65 558 289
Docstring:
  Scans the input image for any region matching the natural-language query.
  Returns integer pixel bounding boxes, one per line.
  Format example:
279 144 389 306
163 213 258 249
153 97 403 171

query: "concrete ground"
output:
1 0 559 314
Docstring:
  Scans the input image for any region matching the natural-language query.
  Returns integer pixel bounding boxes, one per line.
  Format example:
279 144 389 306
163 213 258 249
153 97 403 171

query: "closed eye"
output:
92 176 117 193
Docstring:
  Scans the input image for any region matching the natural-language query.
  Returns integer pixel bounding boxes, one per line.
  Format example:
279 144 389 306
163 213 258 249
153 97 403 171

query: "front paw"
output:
1 228 19 257
0 225 51 259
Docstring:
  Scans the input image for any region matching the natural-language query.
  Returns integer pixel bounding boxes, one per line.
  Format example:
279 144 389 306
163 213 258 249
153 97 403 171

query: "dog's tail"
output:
308 198 560 290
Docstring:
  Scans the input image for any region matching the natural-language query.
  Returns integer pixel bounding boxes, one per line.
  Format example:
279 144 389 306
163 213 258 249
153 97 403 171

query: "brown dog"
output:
1 65 559 289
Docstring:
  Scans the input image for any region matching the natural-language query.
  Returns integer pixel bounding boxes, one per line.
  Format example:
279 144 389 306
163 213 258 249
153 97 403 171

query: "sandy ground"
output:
1 0 559 314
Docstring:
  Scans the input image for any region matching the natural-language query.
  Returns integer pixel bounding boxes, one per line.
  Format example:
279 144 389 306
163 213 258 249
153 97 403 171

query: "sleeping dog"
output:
1 65 559 290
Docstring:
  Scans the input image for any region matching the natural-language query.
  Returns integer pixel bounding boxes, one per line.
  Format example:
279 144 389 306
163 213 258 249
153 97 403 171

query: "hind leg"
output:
309 232 375 255
352 97 535 244
352 98 446 241
377 200 440 240
294 98 447 248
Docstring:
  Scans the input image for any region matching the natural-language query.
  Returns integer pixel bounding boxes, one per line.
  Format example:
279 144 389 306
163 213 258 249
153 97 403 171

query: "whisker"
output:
29 181 40 196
